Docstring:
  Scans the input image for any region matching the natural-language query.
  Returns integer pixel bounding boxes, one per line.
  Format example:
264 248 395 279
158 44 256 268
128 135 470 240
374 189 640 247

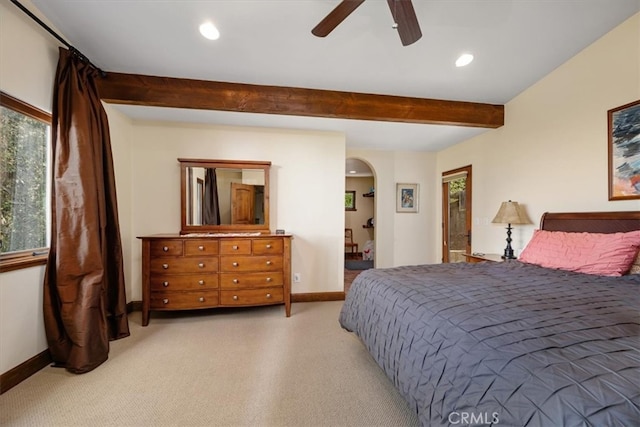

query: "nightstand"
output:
463 253 505 263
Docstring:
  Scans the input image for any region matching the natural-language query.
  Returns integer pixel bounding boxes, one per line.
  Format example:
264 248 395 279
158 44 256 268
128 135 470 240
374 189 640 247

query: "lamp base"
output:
502 224 516 259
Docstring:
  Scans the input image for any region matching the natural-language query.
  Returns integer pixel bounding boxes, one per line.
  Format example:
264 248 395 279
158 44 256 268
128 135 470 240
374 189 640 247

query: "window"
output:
0 92 51 272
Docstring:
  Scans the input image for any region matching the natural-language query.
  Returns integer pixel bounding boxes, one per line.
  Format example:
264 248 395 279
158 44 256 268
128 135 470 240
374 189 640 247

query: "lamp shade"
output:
491 201 532 225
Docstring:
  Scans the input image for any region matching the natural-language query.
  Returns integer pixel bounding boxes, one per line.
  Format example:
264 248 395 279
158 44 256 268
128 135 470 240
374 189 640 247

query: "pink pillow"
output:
519 229 640 276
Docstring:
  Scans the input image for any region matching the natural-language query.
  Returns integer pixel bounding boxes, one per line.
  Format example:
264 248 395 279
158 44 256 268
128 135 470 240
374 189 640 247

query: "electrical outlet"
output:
293 273 301 283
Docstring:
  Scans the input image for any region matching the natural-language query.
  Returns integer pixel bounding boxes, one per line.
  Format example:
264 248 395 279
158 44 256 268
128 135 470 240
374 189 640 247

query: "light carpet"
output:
0 301 418 427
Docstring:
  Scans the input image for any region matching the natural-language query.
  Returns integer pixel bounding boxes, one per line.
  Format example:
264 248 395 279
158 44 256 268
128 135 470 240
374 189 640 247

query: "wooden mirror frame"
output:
179 158 271 234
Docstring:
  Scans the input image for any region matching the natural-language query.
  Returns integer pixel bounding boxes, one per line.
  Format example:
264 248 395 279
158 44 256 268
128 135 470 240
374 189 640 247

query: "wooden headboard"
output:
540 211 640 234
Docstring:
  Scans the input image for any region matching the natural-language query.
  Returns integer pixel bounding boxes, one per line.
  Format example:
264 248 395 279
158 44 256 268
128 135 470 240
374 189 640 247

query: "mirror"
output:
179 158 271 234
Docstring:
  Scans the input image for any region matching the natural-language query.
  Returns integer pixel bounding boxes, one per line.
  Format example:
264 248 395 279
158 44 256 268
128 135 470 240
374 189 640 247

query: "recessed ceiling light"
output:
455 53 474 67
199 22 220 40
349 170 357 174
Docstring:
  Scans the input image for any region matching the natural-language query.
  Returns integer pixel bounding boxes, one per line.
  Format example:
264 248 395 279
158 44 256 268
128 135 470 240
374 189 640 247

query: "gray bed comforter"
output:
339 261 640 426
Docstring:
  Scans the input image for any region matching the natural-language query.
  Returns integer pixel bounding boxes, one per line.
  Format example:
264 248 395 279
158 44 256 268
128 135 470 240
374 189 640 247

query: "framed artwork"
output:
345 190 356 211
608 99 640 200
396 183 418 213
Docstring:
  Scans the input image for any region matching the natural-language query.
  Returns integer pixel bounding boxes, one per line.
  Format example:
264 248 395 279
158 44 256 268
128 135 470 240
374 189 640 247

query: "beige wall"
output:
121 120 346 298
0 0 60 374
346 150 439 267
0 1 58 113
436 13 640 258
104 106 135 303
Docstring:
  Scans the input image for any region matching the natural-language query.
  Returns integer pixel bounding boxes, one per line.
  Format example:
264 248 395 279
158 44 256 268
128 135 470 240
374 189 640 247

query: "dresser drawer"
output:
150 290 219 309
150 240 183 257
253 239 283 255
220 240 251 255
184 239 219 256
220 287 284 305
220 272 283 289
150 274 218 291
220 255 283 272
150 257 218 274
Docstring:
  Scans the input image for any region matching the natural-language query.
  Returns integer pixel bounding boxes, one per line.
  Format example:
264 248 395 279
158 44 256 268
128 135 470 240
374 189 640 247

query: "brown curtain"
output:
43 48 130 374
203 168 221 225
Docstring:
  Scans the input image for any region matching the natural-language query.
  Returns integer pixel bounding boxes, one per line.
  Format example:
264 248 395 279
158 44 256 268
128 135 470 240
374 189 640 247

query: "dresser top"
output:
137 233 292 240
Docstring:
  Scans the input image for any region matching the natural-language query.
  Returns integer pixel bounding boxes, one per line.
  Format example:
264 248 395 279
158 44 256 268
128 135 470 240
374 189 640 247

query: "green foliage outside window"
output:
449 178 466 195
0 105 49 254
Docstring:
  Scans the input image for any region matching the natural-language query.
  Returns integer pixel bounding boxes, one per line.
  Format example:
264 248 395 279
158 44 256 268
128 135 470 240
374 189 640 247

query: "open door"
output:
442 165 472 263
231 183 255 224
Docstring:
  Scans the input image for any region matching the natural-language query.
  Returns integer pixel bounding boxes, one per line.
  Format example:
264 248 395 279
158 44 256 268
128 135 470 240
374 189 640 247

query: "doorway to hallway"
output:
345 158 375 292
442 165 472 263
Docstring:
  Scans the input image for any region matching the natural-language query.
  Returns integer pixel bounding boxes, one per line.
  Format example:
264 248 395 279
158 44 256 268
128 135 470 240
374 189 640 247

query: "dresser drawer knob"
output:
266 261 272 266
232 262 239 267
198 280 204 285
162 264 169 269
198 245 204 251
233 295 239 301
163 281 169 287
198 263 205 268
233 279 239 284
199 297 205 302
266 244 272 249
163 246 169 252
162 298 169 304
232 245 239 250
266 293 272 299
266 277 272 282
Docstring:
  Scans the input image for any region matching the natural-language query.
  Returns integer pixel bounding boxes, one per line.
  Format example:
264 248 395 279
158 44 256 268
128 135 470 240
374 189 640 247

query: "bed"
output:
340 211 640 426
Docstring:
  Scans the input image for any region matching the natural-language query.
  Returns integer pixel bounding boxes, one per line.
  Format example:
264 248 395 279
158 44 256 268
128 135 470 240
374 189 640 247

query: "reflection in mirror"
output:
185 167 265 226
179 159 271 234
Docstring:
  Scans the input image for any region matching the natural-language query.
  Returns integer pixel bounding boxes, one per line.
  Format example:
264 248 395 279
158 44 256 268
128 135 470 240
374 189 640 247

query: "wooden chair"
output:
345 228 358 257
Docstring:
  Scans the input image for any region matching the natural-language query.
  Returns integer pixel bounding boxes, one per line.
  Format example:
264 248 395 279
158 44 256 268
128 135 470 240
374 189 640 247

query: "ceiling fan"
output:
312 0 422 46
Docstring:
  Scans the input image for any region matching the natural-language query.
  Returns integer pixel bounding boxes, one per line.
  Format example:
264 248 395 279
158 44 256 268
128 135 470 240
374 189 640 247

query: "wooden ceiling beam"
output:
96 72 504 128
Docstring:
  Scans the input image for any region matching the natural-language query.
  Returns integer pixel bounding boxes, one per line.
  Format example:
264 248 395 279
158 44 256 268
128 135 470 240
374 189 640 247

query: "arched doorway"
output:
344 158 375 292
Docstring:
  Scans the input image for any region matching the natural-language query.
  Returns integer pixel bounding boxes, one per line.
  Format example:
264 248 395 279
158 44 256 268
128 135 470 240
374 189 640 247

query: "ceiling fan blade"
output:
387 0 422 46
312 0 366 37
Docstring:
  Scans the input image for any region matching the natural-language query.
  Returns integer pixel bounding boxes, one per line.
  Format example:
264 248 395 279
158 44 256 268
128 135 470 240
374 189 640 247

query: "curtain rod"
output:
10 0 107 77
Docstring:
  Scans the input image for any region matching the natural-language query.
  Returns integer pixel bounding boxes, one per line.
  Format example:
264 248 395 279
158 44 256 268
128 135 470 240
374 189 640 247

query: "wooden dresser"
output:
138 234 292 326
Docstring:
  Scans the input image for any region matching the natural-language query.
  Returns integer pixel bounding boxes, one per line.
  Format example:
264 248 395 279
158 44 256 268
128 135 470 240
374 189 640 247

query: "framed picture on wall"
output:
608 99 640 200
396 183 418 213
345 190 356 211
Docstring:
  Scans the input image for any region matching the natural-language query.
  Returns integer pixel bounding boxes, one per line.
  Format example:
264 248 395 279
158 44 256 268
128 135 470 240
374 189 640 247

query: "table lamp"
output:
491 200 532 259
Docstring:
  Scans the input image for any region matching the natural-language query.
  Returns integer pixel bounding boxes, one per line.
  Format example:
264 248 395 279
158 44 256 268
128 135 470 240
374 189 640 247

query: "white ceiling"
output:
29 0 640 155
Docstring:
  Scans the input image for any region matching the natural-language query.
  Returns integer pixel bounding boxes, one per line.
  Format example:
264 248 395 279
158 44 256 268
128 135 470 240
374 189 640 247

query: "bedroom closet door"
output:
442 166 472 263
